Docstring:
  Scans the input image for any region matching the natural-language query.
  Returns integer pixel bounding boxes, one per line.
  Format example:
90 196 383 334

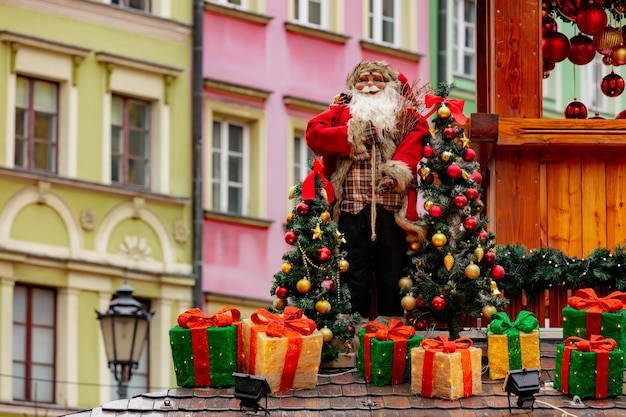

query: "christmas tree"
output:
270 158 360 364
401 82 509 340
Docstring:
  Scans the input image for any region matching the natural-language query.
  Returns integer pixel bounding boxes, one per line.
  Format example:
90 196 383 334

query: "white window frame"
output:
368 0 399 46
581 56 608 114
210 0 250 10
453 0 476 79
211 118 251 216
294 0 329 29
293 133 315 183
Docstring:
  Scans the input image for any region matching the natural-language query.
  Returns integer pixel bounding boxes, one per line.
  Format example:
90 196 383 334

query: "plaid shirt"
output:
339 145 402 214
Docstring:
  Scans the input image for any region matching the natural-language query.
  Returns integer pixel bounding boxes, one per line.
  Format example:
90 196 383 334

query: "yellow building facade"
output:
0 0 194 415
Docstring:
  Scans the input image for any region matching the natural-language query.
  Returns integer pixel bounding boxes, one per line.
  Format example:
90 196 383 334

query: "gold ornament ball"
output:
288 185 297 199
409 240 423 252
423 200 434 211
321 211 331 223
440 151 453 162
286 213 294 223
465 262 481 279
281 262 293 274
398 276 413 289
320 326 333 343
338 259 350 272
273 297 286 310
296 278 312 293
315 299 332 314
431 231 447 248
401 294 417 311
437 104 451 119
482 305 497 319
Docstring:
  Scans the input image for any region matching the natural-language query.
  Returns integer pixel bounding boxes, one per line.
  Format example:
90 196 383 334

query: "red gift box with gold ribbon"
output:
240 307 323 392
356 319 422 386
169 307 242 388
411 335 482 399
554 335 624 399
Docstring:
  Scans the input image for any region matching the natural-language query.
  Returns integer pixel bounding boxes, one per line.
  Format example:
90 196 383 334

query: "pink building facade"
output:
202 1 431 315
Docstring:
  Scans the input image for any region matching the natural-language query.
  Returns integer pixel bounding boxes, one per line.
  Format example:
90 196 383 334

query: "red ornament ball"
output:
542 31 571 63
576 3 608 36
564 99 588 119
275 286 288 299
466 188 479 200
463 216 478 231
284 231 297 245
491 265 506 281
442 126 457 141
319 246 331 261
296 202 309 215
462 148 476 162
484 250 497 264
414 320 427 331
453 194 468 209
422 144 435 158
422 173 435 184
542 16 558 35
471 171 483 184
601 72 625 97
447 163 462 178
478 229 489 240
431 296 446 311
616 109 626 119
321 279 335 292
429 205 443 218
348 325 355 335
568 34 596 65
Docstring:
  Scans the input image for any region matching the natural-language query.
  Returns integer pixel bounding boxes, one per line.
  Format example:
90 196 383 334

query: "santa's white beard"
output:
348 85 399 132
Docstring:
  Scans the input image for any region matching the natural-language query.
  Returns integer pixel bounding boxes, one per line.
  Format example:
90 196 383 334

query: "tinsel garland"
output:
495 243 626 299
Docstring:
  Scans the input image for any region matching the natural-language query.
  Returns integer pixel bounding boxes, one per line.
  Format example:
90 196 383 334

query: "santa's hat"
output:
345 60 398 89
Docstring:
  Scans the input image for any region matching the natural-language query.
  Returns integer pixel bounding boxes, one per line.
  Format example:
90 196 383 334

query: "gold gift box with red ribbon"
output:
169 307 242 388
411 335 482 399
240 307 323 393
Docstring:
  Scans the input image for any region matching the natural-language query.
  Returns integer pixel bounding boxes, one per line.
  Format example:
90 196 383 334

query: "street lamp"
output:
96 283 153 399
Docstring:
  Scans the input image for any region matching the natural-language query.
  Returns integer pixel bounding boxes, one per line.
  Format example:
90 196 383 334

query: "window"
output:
210 0 249 9
13 285 56 403
453 0 476 79
368 0 398 45
111 0 151 12
294 0 327 28
294 133 315 182
582 56 608 114
14 76 59 173
111 95 151 188
212 119 249 215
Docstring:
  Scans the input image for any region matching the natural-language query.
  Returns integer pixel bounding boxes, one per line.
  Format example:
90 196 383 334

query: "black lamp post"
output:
96 283 152 399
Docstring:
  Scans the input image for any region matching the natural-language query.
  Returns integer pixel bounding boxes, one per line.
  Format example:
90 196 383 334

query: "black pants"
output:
338 205 409 319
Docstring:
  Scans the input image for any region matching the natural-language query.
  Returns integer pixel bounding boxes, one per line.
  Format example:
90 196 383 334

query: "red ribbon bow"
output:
421 334 473 352
250 306 317 338
568 288 624 313
564 335 617 352
424 94 468 125
177 307 240 329
301 158 335 204
365 319 416 341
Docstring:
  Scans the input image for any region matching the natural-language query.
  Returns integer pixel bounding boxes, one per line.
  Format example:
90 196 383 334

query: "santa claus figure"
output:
305 60 429 319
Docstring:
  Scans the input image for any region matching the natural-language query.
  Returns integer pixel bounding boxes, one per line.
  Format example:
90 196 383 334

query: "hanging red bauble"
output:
414 320 427 331
491 265 506 281
484 250 497 264
466 188 479 200
321 279 335 292
453 194 468 209
431 296 446 311
542 16 558 35
442 126 457 140
542 31 570 62
462 148 476 162
556 0 603 21
471 171 483 184
319 246 331 261
428 205 443 218
576 3 608 36
593 26 622 56
543 59 556 72
422 173 434 184
478 229 489 240
564 99 588 119
602 55 613 66
284 231 297 245
612 45 626 66
601 72 625 97
616 109 626 119
296 202 309 215
463 216 478 231
447 163 462 178
275 286 288 299
422 144 435 158
568 34 596 65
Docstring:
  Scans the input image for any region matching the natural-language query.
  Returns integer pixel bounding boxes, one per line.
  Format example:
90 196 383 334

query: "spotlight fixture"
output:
232 372 271 416
503 368 541 412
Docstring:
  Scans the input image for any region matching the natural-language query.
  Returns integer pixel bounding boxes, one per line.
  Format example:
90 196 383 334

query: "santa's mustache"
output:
360 85 380 94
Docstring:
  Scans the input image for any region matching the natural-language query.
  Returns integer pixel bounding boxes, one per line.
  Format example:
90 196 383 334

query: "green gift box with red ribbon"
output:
169 307 242 388
554 335 624 399
356 319 423 386
562 288 626 364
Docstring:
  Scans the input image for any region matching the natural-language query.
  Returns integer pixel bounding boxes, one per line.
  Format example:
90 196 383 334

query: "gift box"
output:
562 288 626 363
169 307 242 388
554 335 624 399
411 335 482 399
356 319 422 386
240 306 323 393
487 310 541 380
